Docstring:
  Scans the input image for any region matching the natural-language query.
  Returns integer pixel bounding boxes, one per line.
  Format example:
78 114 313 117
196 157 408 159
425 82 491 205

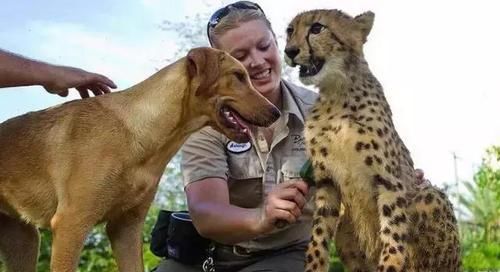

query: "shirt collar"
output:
280 81 305 125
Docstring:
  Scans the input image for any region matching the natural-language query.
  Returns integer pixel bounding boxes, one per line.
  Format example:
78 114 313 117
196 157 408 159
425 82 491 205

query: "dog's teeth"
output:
242 128 248 133
228 116 235 122
224 111 231 117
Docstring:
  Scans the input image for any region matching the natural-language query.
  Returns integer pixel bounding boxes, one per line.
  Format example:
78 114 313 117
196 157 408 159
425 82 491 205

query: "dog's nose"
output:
285 47 300 60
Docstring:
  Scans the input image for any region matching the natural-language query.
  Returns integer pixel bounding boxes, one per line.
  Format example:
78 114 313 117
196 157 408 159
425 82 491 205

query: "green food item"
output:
299 159 315 186
275 159 316 229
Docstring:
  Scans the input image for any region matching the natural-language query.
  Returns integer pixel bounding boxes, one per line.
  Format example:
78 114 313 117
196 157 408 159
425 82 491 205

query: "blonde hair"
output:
208 8 276 48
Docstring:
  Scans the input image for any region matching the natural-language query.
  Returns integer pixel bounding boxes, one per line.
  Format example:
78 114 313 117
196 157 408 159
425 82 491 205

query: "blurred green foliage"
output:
459 146 500 271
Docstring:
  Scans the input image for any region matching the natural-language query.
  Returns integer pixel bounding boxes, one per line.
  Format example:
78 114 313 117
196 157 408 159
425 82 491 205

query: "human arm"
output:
186 177 308 245
181 126 308 244
0 49 116 98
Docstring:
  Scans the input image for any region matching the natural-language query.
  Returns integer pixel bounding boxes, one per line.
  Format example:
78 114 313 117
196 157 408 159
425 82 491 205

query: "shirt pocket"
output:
227 154 262 180
227 154 263 208
279 156 308 183
280 156 315 216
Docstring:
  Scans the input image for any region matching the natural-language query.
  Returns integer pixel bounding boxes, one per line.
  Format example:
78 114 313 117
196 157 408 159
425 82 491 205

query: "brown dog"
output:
0 47 280 272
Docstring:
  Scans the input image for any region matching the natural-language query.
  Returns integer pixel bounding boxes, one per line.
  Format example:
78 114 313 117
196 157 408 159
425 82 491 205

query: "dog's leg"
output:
106 192 155 272
0 213 39 272
50 208 96 272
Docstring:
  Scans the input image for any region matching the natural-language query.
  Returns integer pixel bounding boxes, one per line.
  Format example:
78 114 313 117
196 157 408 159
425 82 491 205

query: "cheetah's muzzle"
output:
299 57 325 77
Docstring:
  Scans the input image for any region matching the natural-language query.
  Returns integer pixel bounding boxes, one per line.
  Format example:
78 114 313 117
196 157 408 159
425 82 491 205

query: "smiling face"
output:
186 47 280 143
214 19 282 105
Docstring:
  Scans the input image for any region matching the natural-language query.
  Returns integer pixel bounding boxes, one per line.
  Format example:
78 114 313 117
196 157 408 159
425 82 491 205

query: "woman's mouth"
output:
250 69 271 81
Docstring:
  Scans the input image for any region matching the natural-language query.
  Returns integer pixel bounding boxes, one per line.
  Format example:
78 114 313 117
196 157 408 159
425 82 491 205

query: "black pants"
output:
154 242 307 272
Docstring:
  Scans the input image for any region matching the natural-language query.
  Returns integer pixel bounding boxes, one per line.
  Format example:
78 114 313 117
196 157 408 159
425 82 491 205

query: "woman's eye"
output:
259 44 270 51
310 22 325 34
234 55 245 61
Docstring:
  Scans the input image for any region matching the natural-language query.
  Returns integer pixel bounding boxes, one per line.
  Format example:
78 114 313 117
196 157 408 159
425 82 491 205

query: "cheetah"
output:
284 9 461 272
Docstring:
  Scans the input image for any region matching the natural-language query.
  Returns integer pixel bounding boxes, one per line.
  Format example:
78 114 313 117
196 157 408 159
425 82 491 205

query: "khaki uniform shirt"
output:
181 80 318 250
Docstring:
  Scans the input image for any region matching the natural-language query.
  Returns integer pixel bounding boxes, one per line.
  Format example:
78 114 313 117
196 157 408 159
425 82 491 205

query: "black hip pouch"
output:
150 210 211 265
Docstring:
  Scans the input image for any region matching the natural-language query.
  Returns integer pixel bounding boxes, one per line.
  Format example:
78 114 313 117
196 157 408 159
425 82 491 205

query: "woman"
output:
155 1 318 271
154 2 427 271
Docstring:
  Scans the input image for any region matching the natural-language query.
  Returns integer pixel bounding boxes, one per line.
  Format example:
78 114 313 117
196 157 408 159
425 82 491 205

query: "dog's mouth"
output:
218 106 251 142
298 57 325 77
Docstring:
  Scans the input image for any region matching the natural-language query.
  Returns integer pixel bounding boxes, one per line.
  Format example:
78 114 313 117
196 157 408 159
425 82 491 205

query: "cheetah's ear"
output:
354 11 375 44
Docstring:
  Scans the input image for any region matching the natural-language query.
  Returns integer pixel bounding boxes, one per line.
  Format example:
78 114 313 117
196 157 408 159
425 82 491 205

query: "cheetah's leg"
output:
374 175 411 272
305 176 341 272
412 188 461 272
335 213 375 271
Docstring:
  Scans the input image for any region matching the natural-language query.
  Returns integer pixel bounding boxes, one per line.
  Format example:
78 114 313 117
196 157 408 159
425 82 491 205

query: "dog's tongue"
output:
230 110 251 138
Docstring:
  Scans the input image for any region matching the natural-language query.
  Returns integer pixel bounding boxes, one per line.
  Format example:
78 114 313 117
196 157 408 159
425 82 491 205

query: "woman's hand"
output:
256 180 309 233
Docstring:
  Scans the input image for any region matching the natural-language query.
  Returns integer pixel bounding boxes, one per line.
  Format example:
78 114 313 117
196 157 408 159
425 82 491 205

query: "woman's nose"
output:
249 52 265 68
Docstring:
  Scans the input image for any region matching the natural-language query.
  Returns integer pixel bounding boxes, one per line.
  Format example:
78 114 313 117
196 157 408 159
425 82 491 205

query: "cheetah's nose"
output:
285 47 300 60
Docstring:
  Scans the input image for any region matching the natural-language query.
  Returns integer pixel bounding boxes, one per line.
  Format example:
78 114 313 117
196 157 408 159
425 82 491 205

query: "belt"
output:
214 242 308 272
216 244 280 258
214 245 277 272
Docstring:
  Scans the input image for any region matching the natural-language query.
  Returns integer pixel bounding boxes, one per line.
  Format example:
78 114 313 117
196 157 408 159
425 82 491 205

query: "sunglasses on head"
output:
206 1 265 45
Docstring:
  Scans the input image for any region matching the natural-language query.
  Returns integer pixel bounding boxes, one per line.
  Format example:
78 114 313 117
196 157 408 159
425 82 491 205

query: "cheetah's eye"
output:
310 22 325 35
286 26 294 36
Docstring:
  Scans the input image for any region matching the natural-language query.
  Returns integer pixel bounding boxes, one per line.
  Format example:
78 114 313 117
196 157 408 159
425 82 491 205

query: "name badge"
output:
226 141 252 154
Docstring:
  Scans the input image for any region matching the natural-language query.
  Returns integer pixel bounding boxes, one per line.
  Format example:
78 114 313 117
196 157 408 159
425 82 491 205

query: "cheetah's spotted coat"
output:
284 9 460 272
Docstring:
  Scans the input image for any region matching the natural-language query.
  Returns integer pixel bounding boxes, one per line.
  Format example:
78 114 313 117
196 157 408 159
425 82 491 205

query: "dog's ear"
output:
187 47 221 97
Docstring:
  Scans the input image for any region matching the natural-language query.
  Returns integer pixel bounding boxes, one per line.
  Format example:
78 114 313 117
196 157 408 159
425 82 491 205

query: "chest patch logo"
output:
291 134 306 151
226 141 252 154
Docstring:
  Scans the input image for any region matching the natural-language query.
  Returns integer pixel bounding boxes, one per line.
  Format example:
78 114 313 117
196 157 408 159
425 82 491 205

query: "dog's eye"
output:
310 23 325 34
234 71 246 82
286 26 294 37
